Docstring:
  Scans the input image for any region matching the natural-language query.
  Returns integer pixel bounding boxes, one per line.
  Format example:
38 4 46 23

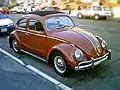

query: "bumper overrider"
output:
75 49 111 70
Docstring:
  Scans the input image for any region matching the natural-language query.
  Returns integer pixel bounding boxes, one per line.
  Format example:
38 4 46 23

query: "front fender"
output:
9 31 21 49
46 43 78 68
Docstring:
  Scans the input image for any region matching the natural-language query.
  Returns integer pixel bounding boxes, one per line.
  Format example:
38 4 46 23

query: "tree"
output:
118 0 120 3
0 0 3 2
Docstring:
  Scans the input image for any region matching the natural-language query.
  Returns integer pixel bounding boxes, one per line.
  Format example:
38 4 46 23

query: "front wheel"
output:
77 13 83 19
94 14 100 20
52 52 70 77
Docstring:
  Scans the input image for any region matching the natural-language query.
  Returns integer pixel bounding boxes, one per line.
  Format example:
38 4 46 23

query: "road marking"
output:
0 48 73 90
0 48 25 66
26 65 73 90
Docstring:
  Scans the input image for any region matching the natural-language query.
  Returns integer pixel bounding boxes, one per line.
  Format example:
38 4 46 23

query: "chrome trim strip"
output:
93 52 109 60
21 49 46 62
78 32 98 55
94 56 108 66
75 63 93 70
17 30 46 37
31 33 46 37
78 60 92 66
73 30 98 56
47 36 66 43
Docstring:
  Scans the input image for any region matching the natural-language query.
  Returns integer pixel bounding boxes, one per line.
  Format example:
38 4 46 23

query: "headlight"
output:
101 40 107 48
8 23 14 26
75 49 83 61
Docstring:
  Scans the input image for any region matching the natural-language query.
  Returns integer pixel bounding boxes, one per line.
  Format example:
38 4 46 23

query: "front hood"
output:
0 18 13 26
50 27 102 58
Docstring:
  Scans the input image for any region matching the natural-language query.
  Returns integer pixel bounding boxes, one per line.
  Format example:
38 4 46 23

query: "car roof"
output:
29 11 64 16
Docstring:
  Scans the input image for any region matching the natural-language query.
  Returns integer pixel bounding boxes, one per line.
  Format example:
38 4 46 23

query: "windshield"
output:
45 16 74 31
0 13 8 19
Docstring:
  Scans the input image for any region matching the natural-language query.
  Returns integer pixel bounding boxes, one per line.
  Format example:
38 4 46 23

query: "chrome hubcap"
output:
79 14 82 18
54 56 66 73
12 39 18 52
95 15 99 19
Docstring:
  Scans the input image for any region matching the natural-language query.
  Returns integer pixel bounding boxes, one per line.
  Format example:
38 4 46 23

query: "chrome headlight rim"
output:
75 49 83 60
101 40 107 48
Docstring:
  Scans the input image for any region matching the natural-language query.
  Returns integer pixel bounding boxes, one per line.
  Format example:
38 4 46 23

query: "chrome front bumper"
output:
75 50 111 70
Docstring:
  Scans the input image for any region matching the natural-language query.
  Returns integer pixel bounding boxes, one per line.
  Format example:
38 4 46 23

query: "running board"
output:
21 49 46 62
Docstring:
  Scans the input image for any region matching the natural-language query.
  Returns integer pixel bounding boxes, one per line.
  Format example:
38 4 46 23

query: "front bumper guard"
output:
75 49 111 70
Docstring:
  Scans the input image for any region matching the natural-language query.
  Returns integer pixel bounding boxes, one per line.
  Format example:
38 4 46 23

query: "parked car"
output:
77 5 113 20
41 6 61 11
8 11 111 76
0 12 15 35
0 7 9 14
10 6 25 14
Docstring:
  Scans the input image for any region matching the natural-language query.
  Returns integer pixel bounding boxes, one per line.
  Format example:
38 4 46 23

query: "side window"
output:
84 6 91 10
17 19 27 29
28 19 44 32
93 6 102 11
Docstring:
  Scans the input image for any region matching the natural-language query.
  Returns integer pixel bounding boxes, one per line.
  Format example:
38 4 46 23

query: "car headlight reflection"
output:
75 49 83 61
8 23 14 26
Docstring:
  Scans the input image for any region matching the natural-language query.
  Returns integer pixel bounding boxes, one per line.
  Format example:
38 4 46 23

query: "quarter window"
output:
17 19 27 29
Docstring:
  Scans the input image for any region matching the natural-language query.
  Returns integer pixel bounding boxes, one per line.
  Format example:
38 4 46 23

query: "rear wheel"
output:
12 39 20 53
52 52 70 77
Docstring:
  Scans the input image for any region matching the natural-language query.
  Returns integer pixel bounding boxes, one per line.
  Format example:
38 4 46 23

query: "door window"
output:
93 6 102 11
28 19 44 32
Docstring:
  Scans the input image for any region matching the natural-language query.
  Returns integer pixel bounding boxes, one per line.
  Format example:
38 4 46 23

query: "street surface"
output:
0 50 58 90
0 14 120 90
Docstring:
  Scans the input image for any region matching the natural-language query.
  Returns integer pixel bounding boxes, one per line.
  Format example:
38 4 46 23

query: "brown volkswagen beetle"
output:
8 11 111 76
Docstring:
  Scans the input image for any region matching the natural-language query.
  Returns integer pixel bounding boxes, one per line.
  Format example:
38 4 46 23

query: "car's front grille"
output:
0 25 8 29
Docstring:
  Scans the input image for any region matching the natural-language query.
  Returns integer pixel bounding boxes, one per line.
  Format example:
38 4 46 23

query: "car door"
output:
92 6 102 16
23 18 47 57
16 18 28 49
82 6 92 16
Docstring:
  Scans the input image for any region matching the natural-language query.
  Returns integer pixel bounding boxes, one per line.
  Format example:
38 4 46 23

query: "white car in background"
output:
10 6 25 14
77 6 113 20
0 12 14 35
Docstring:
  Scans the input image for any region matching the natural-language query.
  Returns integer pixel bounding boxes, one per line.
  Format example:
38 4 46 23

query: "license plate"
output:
1 28 7 32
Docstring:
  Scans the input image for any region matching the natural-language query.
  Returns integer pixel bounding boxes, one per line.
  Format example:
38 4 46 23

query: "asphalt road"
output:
0 14 120 90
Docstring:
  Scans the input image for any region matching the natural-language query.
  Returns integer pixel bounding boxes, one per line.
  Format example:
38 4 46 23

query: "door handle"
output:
25 32 30 36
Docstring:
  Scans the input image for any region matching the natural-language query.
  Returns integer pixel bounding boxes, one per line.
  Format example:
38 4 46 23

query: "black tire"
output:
94 14 100 20
51 52 70 77
11 38 20 53
77 13 83 19
103 16 107 20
